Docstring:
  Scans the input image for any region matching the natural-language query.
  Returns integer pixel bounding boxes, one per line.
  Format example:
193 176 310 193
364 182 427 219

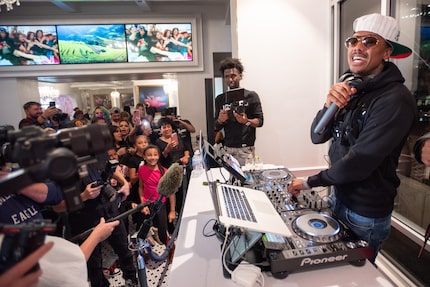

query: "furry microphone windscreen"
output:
157 163 183 197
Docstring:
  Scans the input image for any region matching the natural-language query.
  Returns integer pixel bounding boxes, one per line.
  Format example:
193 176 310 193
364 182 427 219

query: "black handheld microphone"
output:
313 73 363 135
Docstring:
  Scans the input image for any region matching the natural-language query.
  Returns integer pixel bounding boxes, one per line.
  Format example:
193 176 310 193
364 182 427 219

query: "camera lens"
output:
102 184 118 202
56 124 113 157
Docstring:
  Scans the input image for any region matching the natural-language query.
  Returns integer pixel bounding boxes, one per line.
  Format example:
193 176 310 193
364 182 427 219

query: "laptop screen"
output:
203 139 247 183
221 153 247 183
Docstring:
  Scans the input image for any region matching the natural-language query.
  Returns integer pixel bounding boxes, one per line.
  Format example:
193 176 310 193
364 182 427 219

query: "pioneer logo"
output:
300 255 348 266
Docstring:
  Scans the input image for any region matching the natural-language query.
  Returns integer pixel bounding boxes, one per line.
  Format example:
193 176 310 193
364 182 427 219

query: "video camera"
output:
0 219 55 275
91 159 121 203
222 100 249 115
0 124 113 211
52 112 69 122
232 100 248 114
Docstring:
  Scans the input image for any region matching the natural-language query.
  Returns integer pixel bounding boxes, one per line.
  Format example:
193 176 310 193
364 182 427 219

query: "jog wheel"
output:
292 212 341 243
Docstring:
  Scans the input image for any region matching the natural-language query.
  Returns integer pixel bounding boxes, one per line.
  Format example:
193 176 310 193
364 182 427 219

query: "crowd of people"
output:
1 101 196 286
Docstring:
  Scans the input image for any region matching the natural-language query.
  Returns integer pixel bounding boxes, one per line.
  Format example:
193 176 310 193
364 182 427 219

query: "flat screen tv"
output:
125 23 193 63
56 24 127 64
0 25 60 66
0 17 202 77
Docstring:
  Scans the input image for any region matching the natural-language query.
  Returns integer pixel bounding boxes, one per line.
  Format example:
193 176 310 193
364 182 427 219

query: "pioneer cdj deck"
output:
236 168 373 278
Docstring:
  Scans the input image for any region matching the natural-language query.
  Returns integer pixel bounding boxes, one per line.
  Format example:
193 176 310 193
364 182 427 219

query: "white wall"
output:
0 79 23 128
0 78 40 128
235 0 331 172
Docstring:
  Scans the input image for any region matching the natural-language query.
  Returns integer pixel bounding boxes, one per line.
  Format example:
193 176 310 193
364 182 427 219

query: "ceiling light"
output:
0 0 20 12
111 89 120 98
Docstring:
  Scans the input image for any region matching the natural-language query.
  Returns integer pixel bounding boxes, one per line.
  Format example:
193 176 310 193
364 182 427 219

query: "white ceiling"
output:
3 0 229 16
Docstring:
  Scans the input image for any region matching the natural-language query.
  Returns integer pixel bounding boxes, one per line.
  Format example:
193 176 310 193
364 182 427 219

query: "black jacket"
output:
308 62 417 218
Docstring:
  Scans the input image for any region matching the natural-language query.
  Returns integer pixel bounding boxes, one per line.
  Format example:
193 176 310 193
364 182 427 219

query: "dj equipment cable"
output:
221 228 265 287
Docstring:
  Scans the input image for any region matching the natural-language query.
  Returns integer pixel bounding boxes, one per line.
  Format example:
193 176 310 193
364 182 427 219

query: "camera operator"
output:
0 170 63 224
53 152 137 287
51 109 73 129
18 101 58 130
0 171 121 286
214 58 264 166
0 219 120 287
0 122 131 285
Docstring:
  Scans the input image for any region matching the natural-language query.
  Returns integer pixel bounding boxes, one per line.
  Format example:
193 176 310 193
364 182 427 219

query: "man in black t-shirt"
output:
214 58 264 166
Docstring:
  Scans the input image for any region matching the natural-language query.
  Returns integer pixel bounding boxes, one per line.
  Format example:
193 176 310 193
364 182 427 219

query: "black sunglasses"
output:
344 36 380 49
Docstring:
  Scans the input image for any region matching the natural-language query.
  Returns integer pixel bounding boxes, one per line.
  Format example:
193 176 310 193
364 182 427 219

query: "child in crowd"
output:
122 135 149 230
138 145 176 245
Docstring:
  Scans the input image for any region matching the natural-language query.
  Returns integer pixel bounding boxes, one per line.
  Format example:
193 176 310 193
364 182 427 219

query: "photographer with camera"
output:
0 218 120 287
0 180 63 225
55 152 138 287
0 122 134 285
214 57 264 166
0 174 121 286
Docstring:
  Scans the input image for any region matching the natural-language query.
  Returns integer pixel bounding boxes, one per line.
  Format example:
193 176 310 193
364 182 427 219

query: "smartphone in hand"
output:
171 132 178 144
141 119 151 131
132 110 141 124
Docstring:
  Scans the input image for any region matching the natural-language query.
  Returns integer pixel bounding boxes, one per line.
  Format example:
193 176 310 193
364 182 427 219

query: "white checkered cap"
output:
353 13 400 42
352 13 412 58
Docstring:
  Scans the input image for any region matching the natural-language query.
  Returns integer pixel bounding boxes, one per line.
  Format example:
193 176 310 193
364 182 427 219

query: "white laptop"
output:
201 138 291 237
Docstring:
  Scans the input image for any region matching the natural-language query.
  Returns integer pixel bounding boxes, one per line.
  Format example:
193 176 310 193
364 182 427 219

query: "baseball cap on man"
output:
110 107 120 114
353 13 412 59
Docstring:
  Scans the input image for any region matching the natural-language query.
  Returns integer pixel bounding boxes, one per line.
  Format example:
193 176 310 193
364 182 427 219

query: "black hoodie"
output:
308 62 417 218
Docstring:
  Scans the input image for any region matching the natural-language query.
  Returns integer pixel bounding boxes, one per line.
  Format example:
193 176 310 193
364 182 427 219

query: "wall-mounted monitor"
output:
0 16 203 77
125 23 193 63
56 24 127 64
0 25 59 66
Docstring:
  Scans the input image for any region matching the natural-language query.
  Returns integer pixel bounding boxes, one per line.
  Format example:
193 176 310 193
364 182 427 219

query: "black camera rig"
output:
91 159 121 203
0 219 56 275
0 124 112 212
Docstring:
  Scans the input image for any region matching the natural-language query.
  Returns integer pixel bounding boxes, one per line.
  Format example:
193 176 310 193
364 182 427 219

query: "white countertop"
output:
169 168 394 287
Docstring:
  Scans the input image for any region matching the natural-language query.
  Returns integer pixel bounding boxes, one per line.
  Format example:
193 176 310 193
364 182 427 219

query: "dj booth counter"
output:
169 167 395 287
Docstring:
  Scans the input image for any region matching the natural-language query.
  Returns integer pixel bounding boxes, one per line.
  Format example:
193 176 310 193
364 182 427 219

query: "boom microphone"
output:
68 203 148 243
157 163 184 197
313 73 363 135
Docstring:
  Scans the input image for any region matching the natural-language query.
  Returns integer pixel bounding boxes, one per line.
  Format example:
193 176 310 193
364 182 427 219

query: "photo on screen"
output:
0 25 59 66
56 24 127 64
137 85 169 112
125 23 192 63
